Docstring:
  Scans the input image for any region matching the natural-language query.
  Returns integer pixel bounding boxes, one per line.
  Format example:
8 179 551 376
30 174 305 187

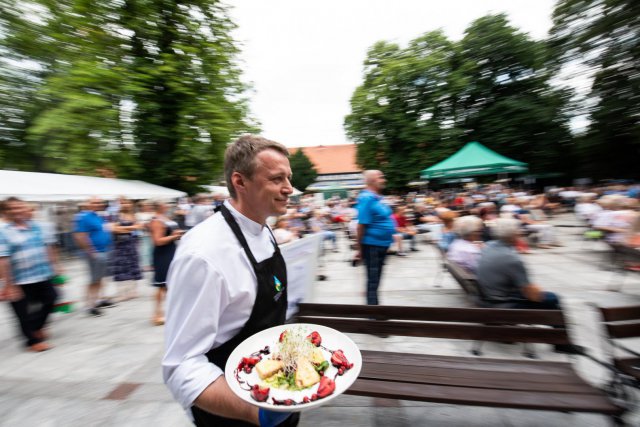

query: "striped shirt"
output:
0 221 54 285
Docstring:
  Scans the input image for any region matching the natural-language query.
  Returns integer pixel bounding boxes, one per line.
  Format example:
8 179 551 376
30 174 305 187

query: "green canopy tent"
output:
420 141 528 180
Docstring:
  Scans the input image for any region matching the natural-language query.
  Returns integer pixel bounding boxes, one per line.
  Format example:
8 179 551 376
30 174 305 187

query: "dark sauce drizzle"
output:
234 345 270 391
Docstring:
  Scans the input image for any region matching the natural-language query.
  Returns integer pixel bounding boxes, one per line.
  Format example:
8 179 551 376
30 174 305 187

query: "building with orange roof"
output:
288 144 364 191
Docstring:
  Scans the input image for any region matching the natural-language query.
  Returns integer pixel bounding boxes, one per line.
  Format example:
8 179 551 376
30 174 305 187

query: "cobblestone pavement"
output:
0 213 638 426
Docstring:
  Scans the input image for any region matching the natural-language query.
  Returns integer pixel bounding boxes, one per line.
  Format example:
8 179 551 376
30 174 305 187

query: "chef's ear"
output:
231 171 247 195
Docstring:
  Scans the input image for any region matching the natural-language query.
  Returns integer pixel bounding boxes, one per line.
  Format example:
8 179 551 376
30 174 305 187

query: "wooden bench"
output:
428 240 485 304
444 260 486 306
295 303 626 424
598 305 640 387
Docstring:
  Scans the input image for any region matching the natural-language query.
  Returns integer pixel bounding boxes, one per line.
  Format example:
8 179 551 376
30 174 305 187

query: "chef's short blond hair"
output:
224 135 289 199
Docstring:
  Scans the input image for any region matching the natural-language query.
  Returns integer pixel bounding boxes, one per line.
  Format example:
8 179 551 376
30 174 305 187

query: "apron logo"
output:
274 275 283 292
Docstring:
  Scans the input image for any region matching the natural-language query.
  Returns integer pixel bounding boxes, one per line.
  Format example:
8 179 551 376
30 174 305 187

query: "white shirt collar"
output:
224 199 265 237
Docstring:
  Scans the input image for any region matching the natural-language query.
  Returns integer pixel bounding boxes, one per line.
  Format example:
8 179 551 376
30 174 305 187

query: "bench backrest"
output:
599 305 640 340
295 303 571 345
444 260 487 302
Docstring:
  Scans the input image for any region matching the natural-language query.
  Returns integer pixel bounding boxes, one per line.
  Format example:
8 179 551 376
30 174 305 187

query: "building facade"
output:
288 145 363 193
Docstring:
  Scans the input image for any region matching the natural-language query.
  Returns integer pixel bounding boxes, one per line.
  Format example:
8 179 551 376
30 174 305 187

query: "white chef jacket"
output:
163 200 276 410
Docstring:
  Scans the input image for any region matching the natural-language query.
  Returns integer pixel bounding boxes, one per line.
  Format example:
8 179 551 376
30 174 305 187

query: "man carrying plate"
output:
163 135 297 427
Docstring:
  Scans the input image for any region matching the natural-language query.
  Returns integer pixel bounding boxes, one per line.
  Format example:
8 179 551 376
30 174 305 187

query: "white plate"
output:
225 323 362 412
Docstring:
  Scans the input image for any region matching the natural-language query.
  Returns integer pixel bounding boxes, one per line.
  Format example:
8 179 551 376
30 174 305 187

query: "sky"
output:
228 0 558 148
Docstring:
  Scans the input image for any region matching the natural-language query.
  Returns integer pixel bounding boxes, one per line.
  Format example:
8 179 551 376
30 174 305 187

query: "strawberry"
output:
250 385 270 402
330 350 353 370
307 331 322 346
240 356 261 373
316 375 336 399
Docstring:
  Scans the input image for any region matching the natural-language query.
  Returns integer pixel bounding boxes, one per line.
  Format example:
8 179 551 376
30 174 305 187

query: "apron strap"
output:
265 224 280 253
217 204 277 267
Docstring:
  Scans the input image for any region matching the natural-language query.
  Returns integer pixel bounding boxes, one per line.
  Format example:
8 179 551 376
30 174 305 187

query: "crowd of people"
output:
349 181 640 351
1 172 639 353
264 178 640 316
0 192 230 351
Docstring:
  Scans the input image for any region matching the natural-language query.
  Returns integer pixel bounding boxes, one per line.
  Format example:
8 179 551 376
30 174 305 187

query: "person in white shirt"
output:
187 194 214 228
499 197 520 218
163 135 296 427
593 196 632 243
515 199 559 248
575 195 602 225
272 217 298 245
447 215 483 273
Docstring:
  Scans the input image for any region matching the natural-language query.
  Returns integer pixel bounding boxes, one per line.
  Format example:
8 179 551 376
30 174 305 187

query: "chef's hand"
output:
258 408 292 427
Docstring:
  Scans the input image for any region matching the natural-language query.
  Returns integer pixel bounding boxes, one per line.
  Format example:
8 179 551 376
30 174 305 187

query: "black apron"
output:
191 204 299 426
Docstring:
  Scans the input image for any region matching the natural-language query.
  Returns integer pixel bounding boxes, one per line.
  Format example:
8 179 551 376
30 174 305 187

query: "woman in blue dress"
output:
112 198 143 300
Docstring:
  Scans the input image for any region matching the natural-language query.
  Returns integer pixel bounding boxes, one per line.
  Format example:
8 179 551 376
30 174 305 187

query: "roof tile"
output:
289 145 360 174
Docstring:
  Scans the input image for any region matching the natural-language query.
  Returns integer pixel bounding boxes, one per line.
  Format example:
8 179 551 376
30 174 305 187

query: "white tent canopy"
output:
0 170 187 202
203 185 230 197
203 185 302 197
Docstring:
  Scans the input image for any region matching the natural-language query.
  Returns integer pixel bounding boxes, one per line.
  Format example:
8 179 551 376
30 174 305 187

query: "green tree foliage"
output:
345 14 573 189
0 0 56 171
458 15 573 176
552 0 640 179
288 149 317 191
345 33 463 189
0 0 256 193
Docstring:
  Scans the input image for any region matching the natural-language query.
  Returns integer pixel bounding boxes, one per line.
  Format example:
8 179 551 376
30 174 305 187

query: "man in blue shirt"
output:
0 197 59 352
74 197 114 316
355 170 396 305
